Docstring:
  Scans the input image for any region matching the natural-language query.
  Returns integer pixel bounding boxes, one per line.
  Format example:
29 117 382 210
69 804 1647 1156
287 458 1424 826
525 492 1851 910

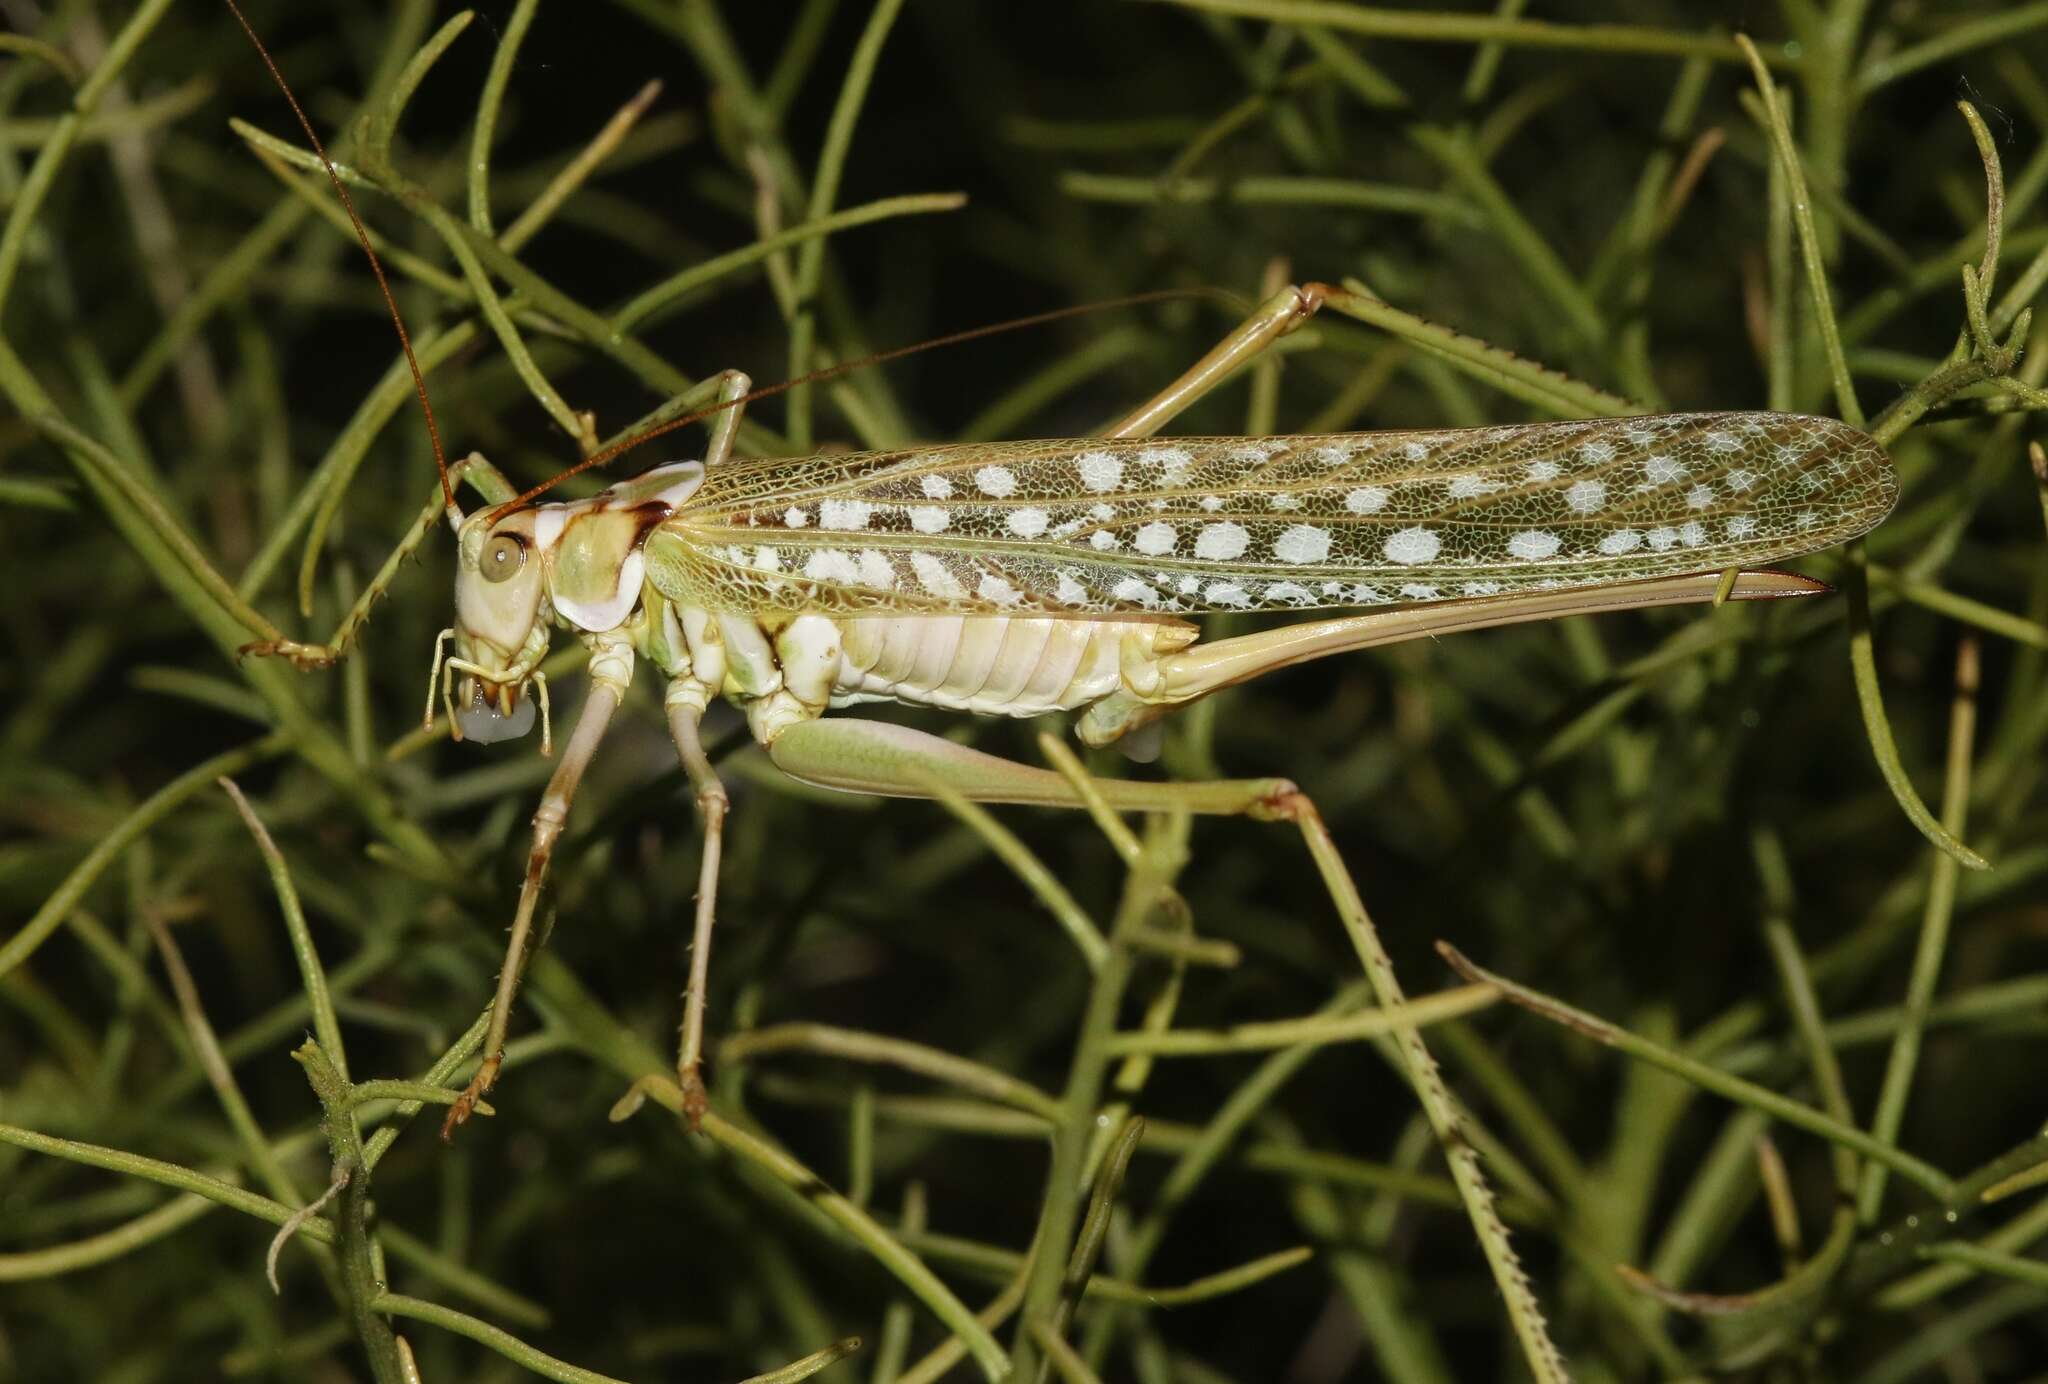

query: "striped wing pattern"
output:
646 412 1895 617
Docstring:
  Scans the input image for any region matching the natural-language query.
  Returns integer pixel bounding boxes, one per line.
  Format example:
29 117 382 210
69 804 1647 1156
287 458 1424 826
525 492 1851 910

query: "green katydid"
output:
222 7 1896 1139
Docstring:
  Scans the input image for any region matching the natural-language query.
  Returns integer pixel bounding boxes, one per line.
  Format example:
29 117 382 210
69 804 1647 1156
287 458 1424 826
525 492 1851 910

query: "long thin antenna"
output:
486 287 1230 522
223 0 455 514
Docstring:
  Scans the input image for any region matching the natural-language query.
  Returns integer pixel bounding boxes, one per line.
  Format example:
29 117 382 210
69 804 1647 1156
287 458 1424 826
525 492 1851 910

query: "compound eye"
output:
481 533 526 583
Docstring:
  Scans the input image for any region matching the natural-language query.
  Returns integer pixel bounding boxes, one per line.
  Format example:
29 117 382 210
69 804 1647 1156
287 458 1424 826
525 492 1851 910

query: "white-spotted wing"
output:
648 413 1895 616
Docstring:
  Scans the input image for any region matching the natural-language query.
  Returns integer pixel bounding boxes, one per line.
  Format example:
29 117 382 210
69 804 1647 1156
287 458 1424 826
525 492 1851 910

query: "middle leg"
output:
664 682 729 1127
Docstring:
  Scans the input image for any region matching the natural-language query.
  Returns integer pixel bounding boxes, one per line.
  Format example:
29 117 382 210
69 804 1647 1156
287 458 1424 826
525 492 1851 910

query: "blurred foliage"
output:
3 2 2048 1381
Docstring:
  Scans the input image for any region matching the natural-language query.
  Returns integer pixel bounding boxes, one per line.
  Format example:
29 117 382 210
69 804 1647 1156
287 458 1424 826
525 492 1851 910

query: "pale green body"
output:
452 460 1195 751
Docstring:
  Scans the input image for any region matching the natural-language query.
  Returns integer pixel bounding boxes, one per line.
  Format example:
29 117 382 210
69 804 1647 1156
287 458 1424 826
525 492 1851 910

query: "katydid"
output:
223 9 1897 1138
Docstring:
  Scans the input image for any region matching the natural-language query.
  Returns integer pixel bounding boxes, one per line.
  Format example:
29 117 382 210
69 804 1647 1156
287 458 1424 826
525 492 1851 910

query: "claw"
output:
679 1065 710 1131
238 638 337 671
441 1052 502 1140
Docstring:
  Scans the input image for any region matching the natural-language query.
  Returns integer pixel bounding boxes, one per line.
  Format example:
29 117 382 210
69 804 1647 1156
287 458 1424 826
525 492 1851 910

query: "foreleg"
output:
243 453 518 669
444 631 635 1136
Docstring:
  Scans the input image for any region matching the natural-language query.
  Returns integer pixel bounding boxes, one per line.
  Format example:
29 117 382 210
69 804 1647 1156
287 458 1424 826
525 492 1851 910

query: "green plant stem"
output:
1856 3 2048 93
0 1122 330 1246
785 0 907 450
1440 946 1955 1199
373 1292 631 1384
1844 544 1989 870
0 1189 216 1280
1149 0 1789 63
467 0 538 236
0 0 178 316
293 1040 403 1384
1293 804 1570 1383
218 779 350 1081
1858 639 1979 1221
722 1022 1066 1122
1099 983 1496 1056
1738 37 1862 428
1 733 289 983
1005 806 1189 1378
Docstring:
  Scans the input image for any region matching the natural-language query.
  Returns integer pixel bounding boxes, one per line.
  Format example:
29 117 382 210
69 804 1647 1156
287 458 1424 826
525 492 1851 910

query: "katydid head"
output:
447 505 552 745
436 461 708 747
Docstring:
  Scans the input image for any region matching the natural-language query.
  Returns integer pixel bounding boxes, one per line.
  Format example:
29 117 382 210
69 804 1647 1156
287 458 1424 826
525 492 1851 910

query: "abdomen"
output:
828 615 1192 717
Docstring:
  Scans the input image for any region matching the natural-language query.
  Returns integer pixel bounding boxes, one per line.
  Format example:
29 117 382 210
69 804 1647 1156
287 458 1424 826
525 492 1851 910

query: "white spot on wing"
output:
1525 460 1561 482
803 549 858 583
908 505 948 534
857 549 894 588
1274 524 1332 563
1685 484 1715 509
1139 446 1193 484
910 552 963 597
1384 527 1440 565
1564 480 1607 513
1008 507 1049 538
819 498 873 531
1089 530 1118 551
1507 529 1561 560
977 573 1020 605
1205 581 1250 606
921 474 953 499
1345 486 1389 514
1194 521 1249 561
975 465 1017 497
1111 576 1158 605
1133 521 1177 556
1448 475 1499 498
1598 529 1643 555
1076 451 1123 492
783 507 809 528
1727 514 1757 538
1054 572 1087 604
